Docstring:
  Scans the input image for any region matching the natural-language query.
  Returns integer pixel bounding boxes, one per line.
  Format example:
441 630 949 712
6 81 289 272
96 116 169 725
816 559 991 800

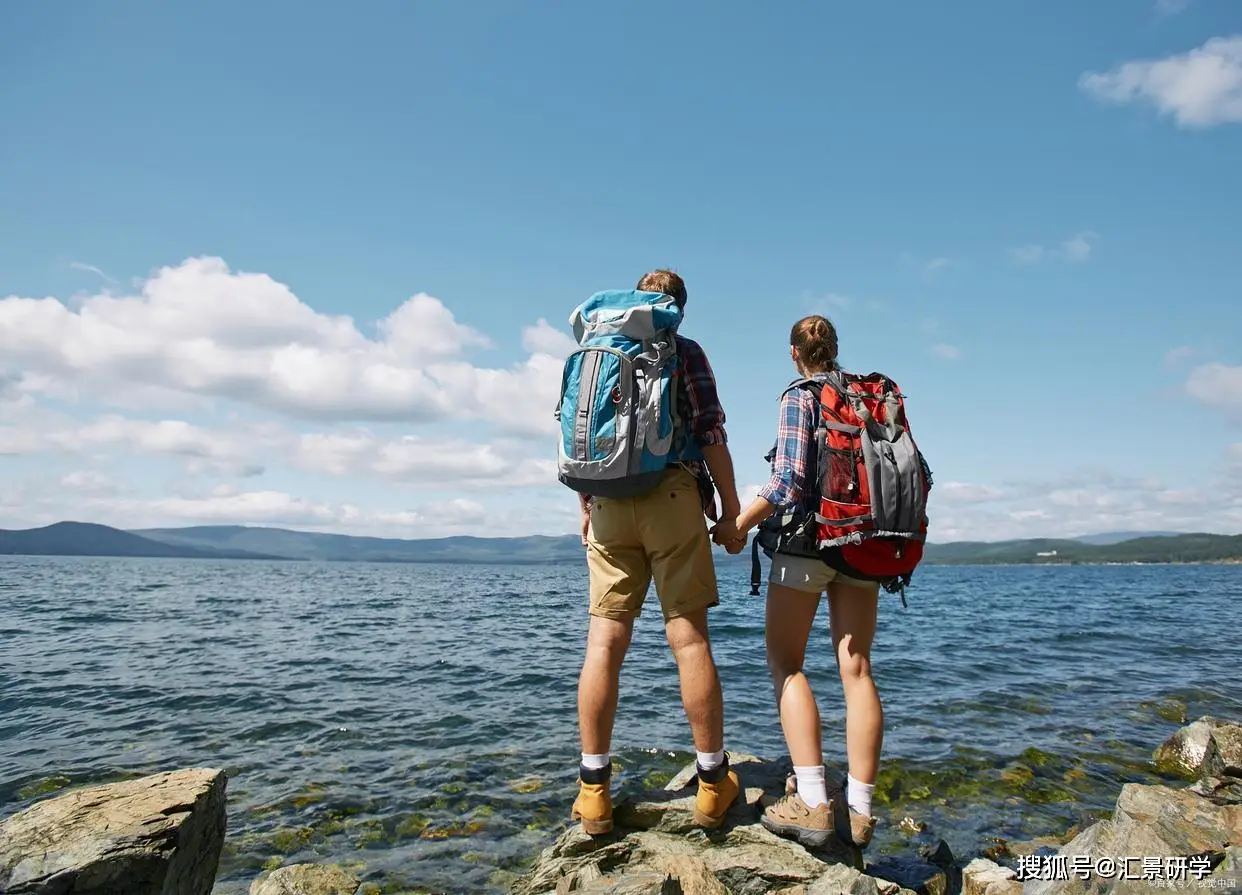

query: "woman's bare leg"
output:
826 582 883 787
765 582 823 768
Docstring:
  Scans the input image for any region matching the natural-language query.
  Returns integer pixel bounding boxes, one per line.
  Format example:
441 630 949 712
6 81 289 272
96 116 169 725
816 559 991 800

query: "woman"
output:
722 314 882 850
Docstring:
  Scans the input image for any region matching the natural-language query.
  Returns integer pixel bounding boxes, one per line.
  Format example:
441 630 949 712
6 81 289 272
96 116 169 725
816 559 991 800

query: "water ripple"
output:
0 558 1240 893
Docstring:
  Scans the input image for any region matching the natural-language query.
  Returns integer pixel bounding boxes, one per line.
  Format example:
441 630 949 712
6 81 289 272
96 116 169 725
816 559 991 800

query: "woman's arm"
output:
735 388 814 537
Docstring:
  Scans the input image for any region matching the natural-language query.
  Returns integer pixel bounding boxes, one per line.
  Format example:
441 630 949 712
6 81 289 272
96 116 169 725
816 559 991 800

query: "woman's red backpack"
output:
811 371 932 597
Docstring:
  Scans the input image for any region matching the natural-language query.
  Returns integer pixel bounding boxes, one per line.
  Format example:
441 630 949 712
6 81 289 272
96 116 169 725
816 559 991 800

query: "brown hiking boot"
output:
571 762 613 836
692 757 740 828
761 789 833 848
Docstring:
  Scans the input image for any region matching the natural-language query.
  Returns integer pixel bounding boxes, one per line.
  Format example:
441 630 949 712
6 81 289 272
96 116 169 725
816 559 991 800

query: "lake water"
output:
1 556 1240 894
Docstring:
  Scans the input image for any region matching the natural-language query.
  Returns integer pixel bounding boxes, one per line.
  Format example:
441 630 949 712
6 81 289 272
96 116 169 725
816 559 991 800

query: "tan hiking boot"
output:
773 773 876 849
835 800 877 848
692 758 740 829
761 789 833 848
571 762 613 835
828 778 877 849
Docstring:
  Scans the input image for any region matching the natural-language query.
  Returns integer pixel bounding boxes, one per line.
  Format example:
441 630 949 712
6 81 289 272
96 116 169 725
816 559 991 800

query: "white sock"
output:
847 774 874 817
697 750 725 771
794 765 828 808
581 752 610 770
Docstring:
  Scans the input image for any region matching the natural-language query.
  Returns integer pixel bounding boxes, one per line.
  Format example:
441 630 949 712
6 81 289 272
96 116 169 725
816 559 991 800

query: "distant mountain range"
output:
1 522 1240 566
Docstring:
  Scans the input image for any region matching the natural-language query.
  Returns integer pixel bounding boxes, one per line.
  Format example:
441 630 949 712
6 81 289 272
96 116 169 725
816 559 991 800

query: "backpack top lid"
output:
569 290 682 346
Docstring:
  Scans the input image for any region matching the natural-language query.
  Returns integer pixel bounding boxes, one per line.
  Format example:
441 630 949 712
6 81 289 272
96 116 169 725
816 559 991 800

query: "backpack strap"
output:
749 535 762 596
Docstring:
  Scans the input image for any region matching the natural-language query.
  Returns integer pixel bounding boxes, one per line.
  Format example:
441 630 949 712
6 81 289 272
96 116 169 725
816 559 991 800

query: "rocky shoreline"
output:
1 718 1240 895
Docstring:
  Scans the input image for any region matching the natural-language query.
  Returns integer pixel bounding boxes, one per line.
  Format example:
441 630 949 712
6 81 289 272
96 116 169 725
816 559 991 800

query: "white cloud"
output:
522 319 578 357
806 293 854 314
0 256 571 436
926 457 1242 542
936 482 1004 504
1008 245 1045 265
291 431 555 489
116 490 349 526
1165 345 1197 368
59 470 119 497
1079 35 1242 128
930 343 963 361
0 401 556 491
924 257 952 278
1007 232 1096 265
1155 0 1193 18
1185 361 1242 419
69 262 120 287
1062 231 1097 262
0 478 578 539
0 410 264 476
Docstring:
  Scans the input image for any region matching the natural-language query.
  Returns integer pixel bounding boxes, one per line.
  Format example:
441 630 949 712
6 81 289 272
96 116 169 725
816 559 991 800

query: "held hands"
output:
711 517 748 555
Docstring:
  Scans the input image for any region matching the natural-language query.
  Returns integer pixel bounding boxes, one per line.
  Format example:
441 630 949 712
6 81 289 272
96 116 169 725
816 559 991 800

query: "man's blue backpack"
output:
555 289 690 498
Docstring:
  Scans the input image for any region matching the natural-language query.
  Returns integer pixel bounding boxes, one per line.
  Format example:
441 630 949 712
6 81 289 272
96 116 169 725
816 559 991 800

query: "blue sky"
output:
2 0 1240 541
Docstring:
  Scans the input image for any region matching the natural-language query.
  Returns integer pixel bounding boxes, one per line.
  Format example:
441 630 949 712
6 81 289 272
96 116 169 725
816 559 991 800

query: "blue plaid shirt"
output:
756 375 830 514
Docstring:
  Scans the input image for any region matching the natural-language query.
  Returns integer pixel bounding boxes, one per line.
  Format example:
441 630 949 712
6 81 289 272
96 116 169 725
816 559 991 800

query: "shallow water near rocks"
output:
1 556 1240 893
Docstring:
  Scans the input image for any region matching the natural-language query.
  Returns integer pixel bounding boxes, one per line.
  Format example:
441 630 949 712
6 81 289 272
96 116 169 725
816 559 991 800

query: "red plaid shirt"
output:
578 335 726 520
674 335 727 520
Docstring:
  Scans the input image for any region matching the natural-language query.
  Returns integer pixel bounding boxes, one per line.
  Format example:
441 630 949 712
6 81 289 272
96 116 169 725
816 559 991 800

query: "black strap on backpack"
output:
749 535 763 596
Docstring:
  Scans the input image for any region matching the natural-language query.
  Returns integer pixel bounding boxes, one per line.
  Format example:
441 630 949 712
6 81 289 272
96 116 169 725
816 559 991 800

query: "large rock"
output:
1024 782 1242 895
513 751 931 895
1154 717 1242 780
0 768 227 895
249 863 361 895
960 859 1019 895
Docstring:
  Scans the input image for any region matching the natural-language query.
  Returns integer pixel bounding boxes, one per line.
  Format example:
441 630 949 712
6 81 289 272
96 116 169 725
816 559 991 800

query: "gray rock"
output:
806 862 882 895
628 753 790 834
515 828 636 895
1154 716 1242 780
572 872 683 895
1211 722 1242 778
249 863 361 895
643 855 729 895
0 767 227 895
1190 776 1242 805
960 859 1019 895
1210 846 1242 885
1154 718 1215 777
1025 782 1242 895
864 858 947 895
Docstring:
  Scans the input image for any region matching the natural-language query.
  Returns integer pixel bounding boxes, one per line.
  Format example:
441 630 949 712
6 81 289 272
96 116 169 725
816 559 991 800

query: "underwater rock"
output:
249 862 361 895
0 768 227 895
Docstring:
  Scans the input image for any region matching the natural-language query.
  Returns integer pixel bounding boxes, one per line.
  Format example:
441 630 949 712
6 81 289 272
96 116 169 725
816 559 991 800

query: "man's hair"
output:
636 269 687 310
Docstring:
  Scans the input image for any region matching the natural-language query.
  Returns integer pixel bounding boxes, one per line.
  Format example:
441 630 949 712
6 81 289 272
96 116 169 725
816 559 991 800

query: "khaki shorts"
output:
769 553 881 596
585 467 719 621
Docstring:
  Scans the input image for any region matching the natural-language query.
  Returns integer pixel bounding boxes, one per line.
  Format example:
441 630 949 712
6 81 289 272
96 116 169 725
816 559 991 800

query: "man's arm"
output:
703 444 741 521
678 340 744 547
578 492 592 545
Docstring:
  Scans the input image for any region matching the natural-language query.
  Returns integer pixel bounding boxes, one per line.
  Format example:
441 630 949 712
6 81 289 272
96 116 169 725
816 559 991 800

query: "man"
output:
571 269 747 835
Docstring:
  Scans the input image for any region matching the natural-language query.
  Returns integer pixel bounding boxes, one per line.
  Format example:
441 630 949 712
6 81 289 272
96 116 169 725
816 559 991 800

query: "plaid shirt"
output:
579 334 726 520
674 335 726 520
756 375 828 513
